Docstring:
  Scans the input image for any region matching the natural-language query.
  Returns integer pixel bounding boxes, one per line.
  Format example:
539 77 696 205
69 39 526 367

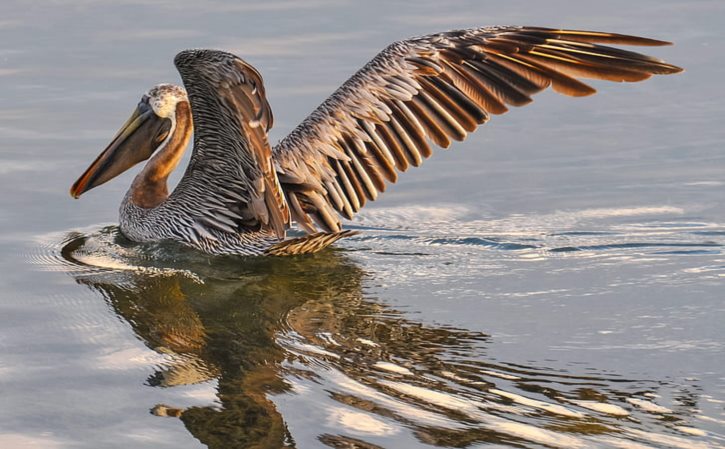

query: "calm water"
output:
1 1 724 448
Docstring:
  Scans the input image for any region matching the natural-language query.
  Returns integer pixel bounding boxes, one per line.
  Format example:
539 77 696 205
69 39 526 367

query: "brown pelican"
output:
70 26 682 256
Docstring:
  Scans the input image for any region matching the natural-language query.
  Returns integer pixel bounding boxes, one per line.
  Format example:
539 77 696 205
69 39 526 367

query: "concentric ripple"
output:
31 225 205 281
24 211 725 447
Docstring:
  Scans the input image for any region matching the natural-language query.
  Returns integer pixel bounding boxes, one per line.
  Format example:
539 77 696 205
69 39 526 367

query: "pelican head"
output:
70 84 188 198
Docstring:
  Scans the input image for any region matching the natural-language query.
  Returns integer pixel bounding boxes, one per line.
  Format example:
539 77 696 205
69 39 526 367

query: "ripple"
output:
272 302 719 448
550 241 722 253
353 205 723 250
550 231 618 236
26 219 725 448
691 230 725 236
626 397 674 414
425 236 538 250
30 225 204 282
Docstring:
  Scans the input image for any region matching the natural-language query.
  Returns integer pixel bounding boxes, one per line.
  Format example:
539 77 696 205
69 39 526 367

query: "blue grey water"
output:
0 0 723 448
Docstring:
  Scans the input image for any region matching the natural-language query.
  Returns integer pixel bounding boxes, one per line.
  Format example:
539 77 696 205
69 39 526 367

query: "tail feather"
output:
264 230 358 256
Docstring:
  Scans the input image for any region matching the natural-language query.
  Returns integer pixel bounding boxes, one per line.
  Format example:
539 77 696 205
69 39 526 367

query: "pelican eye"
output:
137 99 153 115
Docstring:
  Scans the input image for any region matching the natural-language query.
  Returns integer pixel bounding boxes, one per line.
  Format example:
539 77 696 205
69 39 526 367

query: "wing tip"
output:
665 64 685 74
264 230 359 256
523 27 677 47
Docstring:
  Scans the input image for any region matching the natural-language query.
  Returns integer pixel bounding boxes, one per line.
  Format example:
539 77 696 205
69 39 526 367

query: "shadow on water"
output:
53 226 715 449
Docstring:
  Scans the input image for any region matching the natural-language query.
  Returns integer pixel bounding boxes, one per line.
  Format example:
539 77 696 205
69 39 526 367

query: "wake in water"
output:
28 205 725 448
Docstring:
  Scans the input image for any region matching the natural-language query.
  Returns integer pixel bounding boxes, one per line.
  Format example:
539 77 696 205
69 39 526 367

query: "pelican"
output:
70 26 682 256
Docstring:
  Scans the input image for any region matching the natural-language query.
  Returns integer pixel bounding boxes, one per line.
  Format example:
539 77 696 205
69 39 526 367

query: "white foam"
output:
479 370 520 380
373 361 412 376
329 371 462 428
494 421 587 448
684 181 725 187
381 380 481 415
626 398 673 414
576 206 683 219
327 407 399 436
702 395 725 404
567 399 629 416
379 380 588 448
490 389 585 418
439 370 488 385
673 426 707 437
697 414 725 425
595 435 657 449
625 428 711 449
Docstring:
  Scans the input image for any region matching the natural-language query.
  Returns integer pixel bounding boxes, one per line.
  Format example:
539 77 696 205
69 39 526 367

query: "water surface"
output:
1 1 724 448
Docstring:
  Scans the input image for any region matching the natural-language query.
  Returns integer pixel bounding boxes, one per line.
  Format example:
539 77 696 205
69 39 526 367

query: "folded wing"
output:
273 26 682 233
172 49 289 242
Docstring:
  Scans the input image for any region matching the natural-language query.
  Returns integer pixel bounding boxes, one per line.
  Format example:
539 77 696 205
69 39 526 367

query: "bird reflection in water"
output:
60 228 709 449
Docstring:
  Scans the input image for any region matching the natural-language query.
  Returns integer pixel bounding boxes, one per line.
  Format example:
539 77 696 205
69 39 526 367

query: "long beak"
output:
70 102 169 198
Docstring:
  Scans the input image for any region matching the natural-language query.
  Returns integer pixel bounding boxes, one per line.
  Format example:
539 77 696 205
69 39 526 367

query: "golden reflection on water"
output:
58 228 713 449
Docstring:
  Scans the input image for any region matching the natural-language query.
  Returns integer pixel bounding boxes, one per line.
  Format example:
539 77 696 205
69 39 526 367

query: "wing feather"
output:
171 50 289 239
273 26 682 232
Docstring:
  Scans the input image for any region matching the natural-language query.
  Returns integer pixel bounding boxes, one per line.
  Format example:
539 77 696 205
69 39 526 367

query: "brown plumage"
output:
273 26 682 234
264 230 359 256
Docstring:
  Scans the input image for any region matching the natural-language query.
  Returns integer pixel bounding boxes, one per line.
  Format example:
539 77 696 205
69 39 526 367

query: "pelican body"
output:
70 26 682 256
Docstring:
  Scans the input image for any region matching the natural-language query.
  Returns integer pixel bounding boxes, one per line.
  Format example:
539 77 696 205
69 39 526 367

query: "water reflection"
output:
58 227 713 448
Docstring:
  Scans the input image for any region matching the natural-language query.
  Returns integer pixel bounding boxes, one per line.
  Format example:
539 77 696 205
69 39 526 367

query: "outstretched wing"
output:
171 49 289 241
273 26 682 233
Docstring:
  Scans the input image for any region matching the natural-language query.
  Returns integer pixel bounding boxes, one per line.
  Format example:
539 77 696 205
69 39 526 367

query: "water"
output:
1 0 724 448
